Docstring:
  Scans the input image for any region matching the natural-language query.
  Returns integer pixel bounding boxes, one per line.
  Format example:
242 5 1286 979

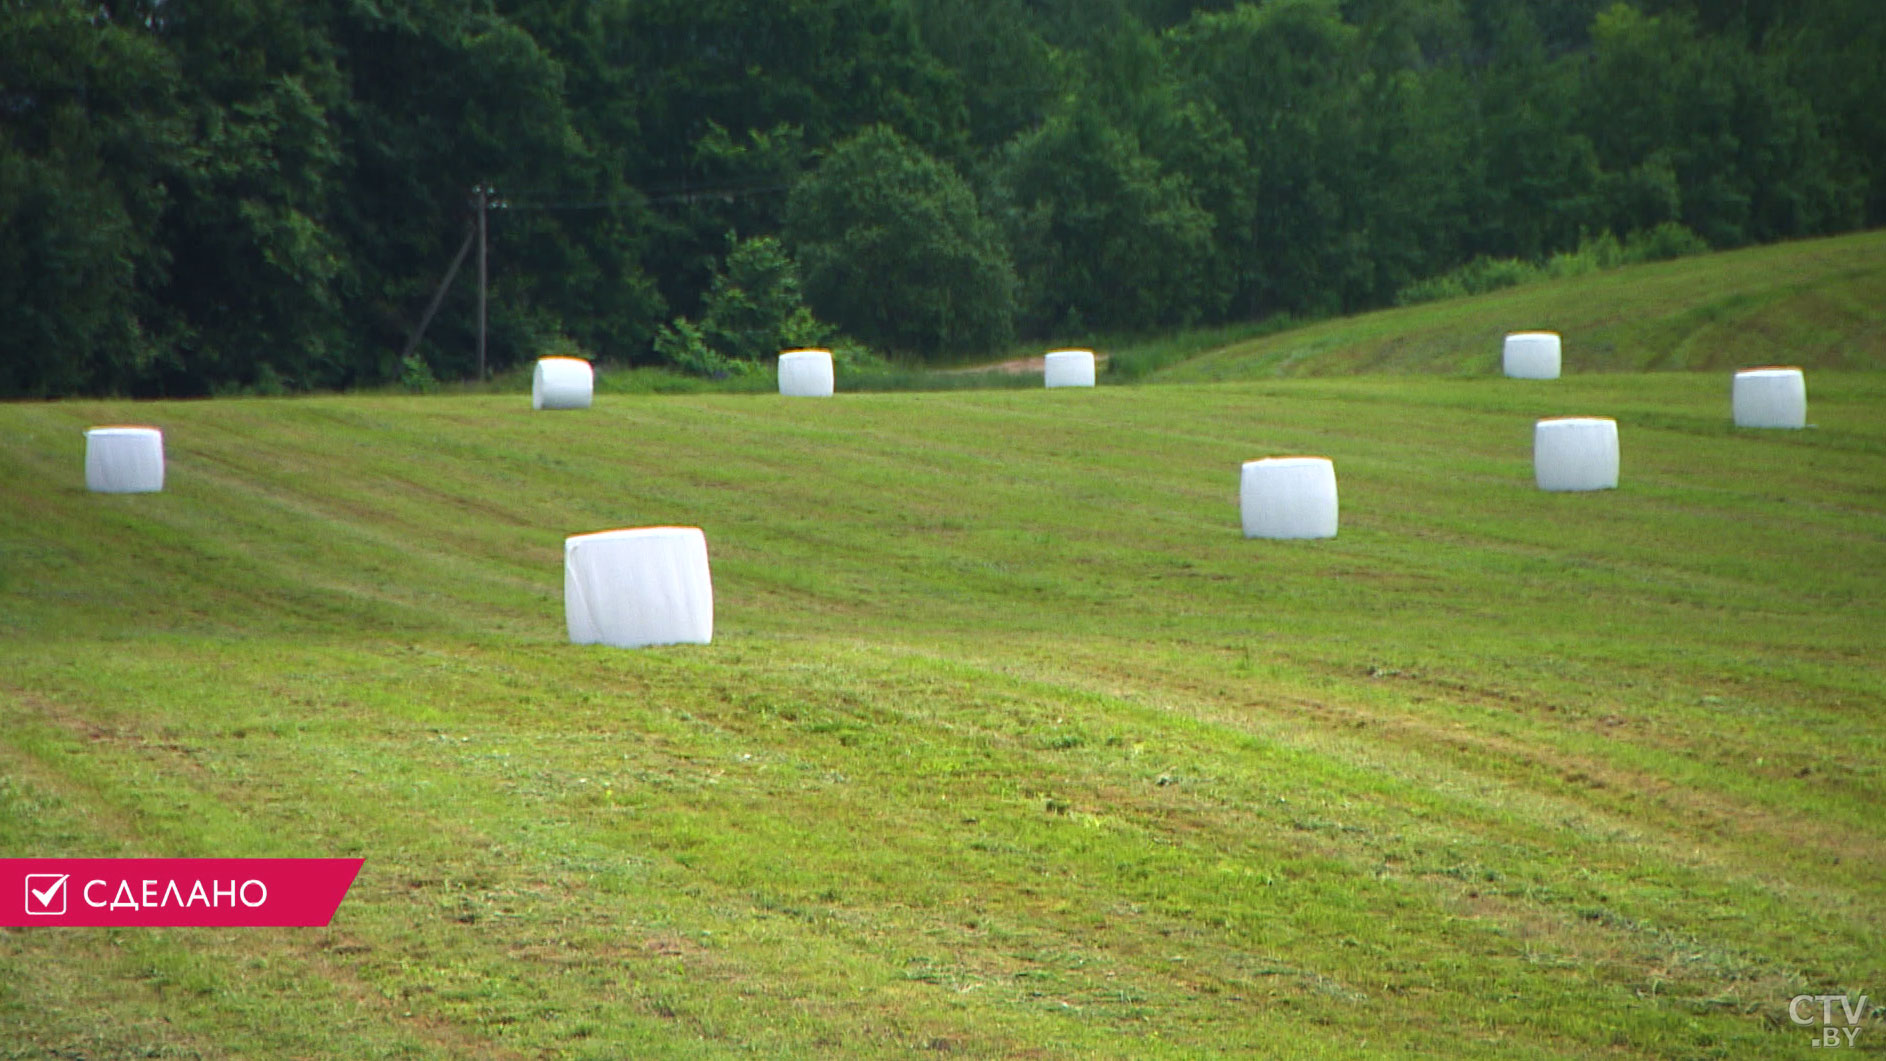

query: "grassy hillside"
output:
1141 229 1886 382
3 368 1884 1048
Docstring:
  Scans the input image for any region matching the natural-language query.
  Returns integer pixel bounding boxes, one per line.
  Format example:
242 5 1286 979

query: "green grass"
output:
505 228 1886 393
3 242 1884 1057
1146 229 1886 382
467 354 1050 399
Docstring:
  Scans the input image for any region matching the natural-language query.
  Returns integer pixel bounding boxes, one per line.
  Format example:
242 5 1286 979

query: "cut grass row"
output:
412 230 1886 397
1130 230 1886 382
2 368 1882 1057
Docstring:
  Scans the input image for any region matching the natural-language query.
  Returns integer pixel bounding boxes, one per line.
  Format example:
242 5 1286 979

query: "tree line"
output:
2 0 1880 396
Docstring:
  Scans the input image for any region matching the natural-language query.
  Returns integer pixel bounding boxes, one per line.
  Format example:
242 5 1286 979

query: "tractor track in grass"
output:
1011 645 1881 902
0 707 534 1061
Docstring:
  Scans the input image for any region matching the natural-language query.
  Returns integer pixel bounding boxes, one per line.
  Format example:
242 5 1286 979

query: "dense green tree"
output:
327 1 611 381
1460 0 1611 55
518 0 969 350
1131 0 1236 31
1170 0 1376 315
141 0 350 393
653 234 833 376
636 120 806 328
3 0 1884 396
1755 0 1883 224
1580 3 1859 247
1024 0 1145 51
0 3 183 396
908 0 1058 154
995 100 1223 332
1348 65 1480 302
1459 9 1603 260
785 126 1016 357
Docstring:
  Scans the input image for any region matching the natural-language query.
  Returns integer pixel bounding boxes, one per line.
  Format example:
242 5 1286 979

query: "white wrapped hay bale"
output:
85 426 165 493
1534 417 1618 492
1503 332 1562 380
778 349 835 397
532 357 594 410
1240 457 1339 539
564 527 714 649
1732 366 1807 429
1044 349 1096 389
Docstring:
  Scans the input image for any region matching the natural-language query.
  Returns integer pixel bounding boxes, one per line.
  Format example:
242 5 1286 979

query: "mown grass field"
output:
1143 230 1886 382
3 239 1885 1059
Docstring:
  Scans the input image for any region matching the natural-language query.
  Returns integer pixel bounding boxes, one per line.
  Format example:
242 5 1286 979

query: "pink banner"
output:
1 859 364 927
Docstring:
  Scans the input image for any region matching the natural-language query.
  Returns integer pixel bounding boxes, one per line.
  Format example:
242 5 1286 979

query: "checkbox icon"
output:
25 874 68 916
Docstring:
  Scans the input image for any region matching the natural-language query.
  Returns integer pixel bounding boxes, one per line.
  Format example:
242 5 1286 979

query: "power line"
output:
501 181 793 213
401 176 793 362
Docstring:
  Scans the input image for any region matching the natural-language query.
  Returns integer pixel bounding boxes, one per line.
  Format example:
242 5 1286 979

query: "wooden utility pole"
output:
474 183 489 382
400 223 476 362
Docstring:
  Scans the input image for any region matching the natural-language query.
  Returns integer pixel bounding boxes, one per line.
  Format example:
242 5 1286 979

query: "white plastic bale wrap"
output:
1732 366 1807 429
532 357 594 410
778 349 835 397
1240 457 1339 539
1533 417 1619 492
564 527 714 648
1043 349 1096 389
1502 332 1562 380
85 427 165 493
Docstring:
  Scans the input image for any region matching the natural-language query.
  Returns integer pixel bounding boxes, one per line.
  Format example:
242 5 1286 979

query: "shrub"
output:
399 354 438 393
1622 221 1710 263
653 234 841 378
1395 223 1710 306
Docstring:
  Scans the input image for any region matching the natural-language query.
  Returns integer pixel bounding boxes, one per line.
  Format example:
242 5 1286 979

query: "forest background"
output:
3 0 1881 397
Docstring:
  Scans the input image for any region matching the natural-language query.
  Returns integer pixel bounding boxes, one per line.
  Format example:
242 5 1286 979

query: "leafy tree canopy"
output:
786 126 1016 358
0 0 1879 394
